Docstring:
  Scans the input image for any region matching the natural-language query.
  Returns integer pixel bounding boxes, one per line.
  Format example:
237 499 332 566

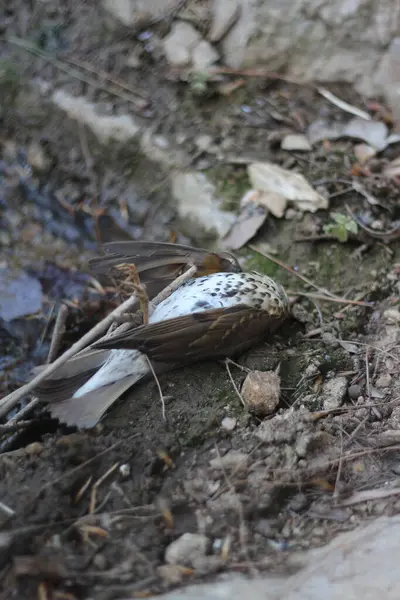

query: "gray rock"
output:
322 376 347 410
171 171 236 239
163 21 201 66
52 90 141 144
148 517 400 599
209 0 240 42
165 533 210 567
192 40 220 70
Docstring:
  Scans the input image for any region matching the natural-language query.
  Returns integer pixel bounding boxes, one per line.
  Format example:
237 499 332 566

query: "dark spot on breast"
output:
222 289 238 298
194 300 213 310
211 292 217 296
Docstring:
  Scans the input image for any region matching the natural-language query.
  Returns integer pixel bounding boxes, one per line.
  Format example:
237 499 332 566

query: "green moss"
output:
238 248 280 277
207 165 250 212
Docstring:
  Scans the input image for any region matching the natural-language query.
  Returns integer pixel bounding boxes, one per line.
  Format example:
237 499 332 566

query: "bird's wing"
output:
34 349 110 403
89 241 240 299
48 375 141 428
92 305 279 364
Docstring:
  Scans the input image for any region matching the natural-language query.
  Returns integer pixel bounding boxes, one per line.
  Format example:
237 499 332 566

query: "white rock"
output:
322 376 347 410
192 40 220 70
103 0 135 26
375 374 392 389
171 171 236 238
221 417 237 431
209 0 240 42
248 162 328 212
52 90 141 144
165 533 209 567
163 21 201 66
281 134 312 151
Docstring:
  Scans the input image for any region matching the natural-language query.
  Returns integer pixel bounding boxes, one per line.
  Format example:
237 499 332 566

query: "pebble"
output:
165 533 210 567
348 384 362 400
375 374 392 389
221 417 237 431
322 376 347 410
241 370 280 417
209 450 248 471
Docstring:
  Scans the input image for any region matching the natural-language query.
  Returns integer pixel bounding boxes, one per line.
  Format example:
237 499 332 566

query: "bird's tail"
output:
48 373 144 428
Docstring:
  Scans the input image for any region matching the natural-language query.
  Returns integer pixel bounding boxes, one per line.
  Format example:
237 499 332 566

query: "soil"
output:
0 1 400 599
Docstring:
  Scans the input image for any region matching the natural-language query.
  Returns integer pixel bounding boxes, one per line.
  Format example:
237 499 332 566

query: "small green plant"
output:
323 212 358 242
187 70 211 96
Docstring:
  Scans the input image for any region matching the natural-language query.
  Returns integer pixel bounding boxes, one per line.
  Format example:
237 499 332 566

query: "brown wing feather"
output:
35 349 110 403
89 241 240 277
92 305 279 364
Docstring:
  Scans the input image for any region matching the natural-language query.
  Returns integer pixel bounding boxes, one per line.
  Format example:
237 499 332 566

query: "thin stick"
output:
0 294 139 418
225 360 245 407
287 290 372 307
249 244 372 307
149 265 197 312
146 357 166 421
47 304 68 364
0 419 38 435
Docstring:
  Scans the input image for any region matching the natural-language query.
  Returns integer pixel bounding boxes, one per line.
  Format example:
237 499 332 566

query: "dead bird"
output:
36 241 289 428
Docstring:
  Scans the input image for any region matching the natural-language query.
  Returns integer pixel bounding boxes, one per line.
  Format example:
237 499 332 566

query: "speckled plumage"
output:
38 242 289 429
75 271 288 397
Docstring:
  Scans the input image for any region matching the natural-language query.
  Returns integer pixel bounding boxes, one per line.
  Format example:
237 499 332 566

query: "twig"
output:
5 397 40 425
287 290 371 307
6 36 146 106
249 244 372 307
89 462 120 514
0 419 38 435
149 265 197 312
338 486 400 507
0 294 140 418
47 304 68 364
346 204 400 242
146 357 166 421
0 264 198 420
225 360 245 407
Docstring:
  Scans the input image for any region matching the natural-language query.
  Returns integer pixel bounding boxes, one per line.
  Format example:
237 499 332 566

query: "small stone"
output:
119 463 130 478
281 134 312 151
348 384 362 400
322 376 347 410
163 21 201 67
153 135 169 149
25 442 43 456
209 450 248 471
375 374 392 389
383 309 400 324
27 141 51 172
157 564 193 584
191 40 219 70
93 554 107 570
165 533 209 567
221 417 237 431
126 49 141 68
241 370 280 417
354 143 376 164
195 134 213 152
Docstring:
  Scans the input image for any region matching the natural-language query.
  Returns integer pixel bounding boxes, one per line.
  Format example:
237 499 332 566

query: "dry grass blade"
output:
6 36 146 106
249 244 373 307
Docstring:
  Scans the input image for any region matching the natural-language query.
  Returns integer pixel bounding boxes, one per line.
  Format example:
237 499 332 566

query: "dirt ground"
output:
1 1 400 599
